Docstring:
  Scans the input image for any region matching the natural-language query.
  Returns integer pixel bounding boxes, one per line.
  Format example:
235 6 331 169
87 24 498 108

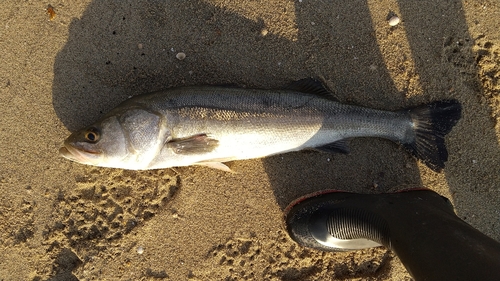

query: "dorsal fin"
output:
286 78 338 101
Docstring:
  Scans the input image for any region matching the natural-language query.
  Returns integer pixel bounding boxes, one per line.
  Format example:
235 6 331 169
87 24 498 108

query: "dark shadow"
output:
53 0 423 210
51 2 499 281
398 1 500 239
263 1 422 209
53 1 308 131
46 248 82 281
263 1 500 245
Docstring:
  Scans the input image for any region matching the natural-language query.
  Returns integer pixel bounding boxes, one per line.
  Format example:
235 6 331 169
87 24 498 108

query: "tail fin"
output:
403 100 461 172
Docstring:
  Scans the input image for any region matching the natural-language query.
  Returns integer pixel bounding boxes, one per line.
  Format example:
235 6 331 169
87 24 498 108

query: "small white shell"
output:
176 52 186 60
389 16 400 26
137 246 144 254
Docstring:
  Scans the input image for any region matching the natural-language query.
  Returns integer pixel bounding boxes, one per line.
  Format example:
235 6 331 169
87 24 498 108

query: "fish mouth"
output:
59 144 101 164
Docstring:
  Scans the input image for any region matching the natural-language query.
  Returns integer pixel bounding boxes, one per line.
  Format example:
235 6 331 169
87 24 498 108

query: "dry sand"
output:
1 0 499 280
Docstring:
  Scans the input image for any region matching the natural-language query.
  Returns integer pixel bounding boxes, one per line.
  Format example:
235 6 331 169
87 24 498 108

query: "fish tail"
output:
403 100 461 172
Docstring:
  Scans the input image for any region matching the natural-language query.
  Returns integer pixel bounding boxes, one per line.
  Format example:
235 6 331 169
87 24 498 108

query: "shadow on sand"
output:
52 3 499 279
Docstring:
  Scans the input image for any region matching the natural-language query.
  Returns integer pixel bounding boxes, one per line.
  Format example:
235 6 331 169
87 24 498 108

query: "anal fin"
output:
194 162 233 172
314 141 350 154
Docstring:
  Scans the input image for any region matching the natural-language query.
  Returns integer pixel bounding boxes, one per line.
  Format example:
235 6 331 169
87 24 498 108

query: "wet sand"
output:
1 1 499 280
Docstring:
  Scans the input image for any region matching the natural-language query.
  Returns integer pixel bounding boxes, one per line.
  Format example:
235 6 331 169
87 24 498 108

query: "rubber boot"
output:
285 189 500 281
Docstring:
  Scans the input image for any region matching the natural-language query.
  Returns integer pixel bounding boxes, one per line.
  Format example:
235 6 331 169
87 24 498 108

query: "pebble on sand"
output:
389 16 400 26
137 246 144 254
176 52 186 60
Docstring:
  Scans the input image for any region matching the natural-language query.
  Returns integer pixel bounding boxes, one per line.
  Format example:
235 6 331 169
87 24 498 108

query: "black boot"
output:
285 188 500 281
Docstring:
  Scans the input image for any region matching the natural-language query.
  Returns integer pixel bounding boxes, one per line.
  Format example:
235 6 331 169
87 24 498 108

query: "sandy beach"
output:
1 0 499 280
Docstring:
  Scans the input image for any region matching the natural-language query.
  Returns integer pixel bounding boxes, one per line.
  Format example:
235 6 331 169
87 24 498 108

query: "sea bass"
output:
59 79 461 172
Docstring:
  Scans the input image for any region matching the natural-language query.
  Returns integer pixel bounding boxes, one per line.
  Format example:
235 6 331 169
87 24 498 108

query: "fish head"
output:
59 115 129 167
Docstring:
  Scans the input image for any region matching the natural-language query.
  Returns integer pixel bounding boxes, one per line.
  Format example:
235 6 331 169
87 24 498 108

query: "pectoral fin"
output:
167 134 219 154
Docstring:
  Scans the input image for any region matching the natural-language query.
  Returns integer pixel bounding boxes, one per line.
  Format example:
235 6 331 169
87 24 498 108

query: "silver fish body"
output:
60 79 461 172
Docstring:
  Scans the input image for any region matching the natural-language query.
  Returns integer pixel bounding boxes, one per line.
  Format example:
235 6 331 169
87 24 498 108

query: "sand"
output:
0 0 499 280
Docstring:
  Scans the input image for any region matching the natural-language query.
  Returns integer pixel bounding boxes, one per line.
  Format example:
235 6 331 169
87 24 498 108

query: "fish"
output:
59 79 461 172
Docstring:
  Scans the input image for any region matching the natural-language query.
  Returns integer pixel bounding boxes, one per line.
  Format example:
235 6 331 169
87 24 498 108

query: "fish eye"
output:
84 128 100 142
